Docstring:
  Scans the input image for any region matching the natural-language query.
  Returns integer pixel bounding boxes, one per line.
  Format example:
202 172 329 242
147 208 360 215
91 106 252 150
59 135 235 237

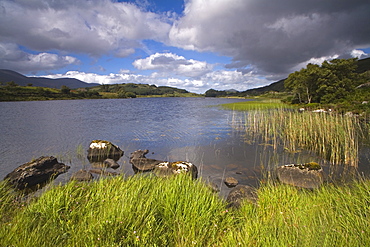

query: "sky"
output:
0 0 370 93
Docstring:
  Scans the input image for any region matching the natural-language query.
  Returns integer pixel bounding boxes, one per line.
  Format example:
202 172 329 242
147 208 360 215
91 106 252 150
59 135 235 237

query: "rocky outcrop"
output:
71 169 93 182
130 149 198 178
87 140 124 162
4 156 70 190
276 162 324 189
226 185 258 208
224 177 238 187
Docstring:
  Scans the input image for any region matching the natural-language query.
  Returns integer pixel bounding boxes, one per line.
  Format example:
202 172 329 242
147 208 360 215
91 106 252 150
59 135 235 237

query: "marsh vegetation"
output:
223 100 369 167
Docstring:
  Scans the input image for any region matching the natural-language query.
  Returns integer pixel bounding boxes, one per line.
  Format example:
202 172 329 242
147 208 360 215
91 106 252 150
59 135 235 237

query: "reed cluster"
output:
1 176 369 246
243 109 362 166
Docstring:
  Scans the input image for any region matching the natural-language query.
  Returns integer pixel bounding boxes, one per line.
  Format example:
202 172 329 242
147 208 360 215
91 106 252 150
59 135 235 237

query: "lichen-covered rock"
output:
130 149 198 178
4 156 70 190
71 169 93 182
224 177 238 187
154 161 198 179
226 185 258 208
277 162 324 189
87 140 123 162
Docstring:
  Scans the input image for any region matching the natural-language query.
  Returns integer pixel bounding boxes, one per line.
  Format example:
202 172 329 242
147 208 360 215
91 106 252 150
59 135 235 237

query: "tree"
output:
285 64 322 104
6 81 18 87
61 85 71 94
285 58 365 104
317 58 362 103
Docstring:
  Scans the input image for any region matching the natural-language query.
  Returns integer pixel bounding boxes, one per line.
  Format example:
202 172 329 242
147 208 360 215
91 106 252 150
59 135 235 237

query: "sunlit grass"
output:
1 176 369 246
222 99 295 111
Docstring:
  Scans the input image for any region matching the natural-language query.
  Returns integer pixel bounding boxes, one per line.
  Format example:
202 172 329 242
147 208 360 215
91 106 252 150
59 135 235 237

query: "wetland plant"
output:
243 109 363 166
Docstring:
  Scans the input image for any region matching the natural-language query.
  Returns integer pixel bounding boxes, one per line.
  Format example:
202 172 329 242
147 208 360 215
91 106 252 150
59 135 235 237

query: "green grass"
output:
1 176 369 246
222 99 296 111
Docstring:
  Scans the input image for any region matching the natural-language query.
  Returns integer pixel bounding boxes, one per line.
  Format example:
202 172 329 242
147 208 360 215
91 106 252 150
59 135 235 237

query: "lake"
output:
1 97 369 195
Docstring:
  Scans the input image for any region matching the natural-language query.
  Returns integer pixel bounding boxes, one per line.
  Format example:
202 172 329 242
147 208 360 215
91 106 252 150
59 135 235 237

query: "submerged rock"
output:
4 156 70 190
87 140 123 162
224 177 238 187
130 149 164 172
277 162 324 189
89 169 119 176
103 159 120 169
226 185 258 208
71 169 93 182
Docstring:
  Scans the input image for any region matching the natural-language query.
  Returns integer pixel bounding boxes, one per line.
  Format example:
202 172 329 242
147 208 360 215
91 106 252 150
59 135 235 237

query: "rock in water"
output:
103 159 120 169
87 140 124 162
154 161 198 179
130 149 198 178
226 185 258 208
130 149 164 172
276 162 324 189
224 177 238 187
4 156 70 190
71 169 94 182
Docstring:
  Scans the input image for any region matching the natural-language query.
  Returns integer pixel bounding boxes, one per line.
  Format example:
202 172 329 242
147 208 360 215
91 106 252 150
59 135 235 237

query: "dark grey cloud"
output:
170 0 370 76
0 0 171 56
0 43 79 73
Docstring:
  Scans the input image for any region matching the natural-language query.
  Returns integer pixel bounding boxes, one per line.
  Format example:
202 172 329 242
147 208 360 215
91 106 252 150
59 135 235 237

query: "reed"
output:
242 109 363 166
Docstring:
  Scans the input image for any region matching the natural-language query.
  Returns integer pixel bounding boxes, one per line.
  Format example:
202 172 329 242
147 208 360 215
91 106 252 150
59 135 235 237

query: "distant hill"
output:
0 69 99 89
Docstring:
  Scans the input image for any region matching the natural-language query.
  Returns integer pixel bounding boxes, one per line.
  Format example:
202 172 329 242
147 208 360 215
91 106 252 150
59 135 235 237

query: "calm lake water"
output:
1 97 369 194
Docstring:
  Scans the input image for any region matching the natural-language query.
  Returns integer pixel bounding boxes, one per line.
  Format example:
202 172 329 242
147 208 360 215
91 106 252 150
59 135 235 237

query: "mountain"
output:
0 69 99 89
239 78 286 96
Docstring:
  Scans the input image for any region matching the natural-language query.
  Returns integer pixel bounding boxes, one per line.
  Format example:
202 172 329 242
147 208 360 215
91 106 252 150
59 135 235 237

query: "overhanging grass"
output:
0 176 369 246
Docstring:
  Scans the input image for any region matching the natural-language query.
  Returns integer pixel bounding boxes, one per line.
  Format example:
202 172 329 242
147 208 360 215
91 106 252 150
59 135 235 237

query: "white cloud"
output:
0 0 171 56
0 42 79 73
351 49 368 59
41 67 271 94
133 53 213 77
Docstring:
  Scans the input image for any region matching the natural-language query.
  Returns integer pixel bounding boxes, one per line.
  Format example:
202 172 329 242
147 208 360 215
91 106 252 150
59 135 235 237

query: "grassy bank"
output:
1 175 369 246
222 98 294 111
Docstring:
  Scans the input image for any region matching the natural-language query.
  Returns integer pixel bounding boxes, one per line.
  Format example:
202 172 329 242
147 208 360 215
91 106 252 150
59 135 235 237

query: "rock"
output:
71 169 93 182
130 149 164 172
226 185 258 208
224 177 238 187
154 161 198 179
89 169 119 176
276 162 324 189
207 181 220 193
130 149 198 178
87 140 123 162
4 156 70 190
103 159 120 169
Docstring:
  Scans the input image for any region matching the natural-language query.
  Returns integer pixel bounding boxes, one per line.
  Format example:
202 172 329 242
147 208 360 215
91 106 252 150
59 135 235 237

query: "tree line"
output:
284 58 368 104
